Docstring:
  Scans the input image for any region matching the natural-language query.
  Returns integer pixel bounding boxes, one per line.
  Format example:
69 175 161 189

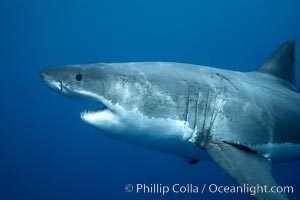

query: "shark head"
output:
40 63 206 159
40 64 119 132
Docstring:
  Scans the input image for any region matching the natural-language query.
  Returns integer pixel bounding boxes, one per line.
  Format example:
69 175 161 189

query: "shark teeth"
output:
74 91 117 121
80 105 108 117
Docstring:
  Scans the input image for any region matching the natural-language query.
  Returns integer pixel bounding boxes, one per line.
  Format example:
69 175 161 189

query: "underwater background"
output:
1 0 300 199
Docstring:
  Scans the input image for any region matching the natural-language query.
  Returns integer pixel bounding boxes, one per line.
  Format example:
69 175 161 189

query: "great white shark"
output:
40 39 299 199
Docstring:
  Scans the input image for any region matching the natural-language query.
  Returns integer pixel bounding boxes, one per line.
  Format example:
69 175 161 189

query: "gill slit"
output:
193 88 200 131
198 89 210 148
185 83 190 126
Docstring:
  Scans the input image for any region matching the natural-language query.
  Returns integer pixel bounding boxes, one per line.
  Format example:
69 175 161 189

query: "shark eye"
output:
76 74 83 81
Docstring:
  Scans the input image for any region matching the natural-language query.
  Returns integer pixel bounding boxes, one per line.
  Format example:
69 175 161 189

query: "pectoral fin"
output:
205 140 289 200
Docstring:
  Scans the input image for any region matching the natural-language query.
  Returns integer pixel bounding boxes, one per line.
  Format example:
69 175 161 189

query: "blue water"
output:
1 0 300 199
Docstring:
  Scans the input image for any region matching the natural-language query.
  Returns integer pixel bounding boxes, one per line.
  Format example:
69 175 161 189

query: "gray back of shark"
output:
40 39 299 200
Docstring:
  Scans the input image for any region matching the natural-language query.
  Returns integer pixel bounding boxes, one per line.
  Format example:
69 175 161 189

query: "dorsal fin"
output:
257 39 298 91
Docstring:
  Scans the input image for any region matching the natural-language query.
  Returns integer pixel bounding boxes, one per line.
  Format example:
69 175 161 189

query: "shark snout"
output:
39 71 45 79
40 70 63 92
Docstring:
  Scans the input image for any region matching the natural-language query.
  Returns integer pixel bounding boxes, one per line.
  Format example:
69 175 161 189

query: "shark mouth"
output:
80 101 110 120
80 103 108 116
78 92 121 128
74 90 111 117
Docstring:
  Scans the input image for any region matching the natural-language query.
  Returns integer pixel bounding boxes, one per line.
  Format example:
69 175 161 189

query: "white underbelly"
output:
82 105 210 161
